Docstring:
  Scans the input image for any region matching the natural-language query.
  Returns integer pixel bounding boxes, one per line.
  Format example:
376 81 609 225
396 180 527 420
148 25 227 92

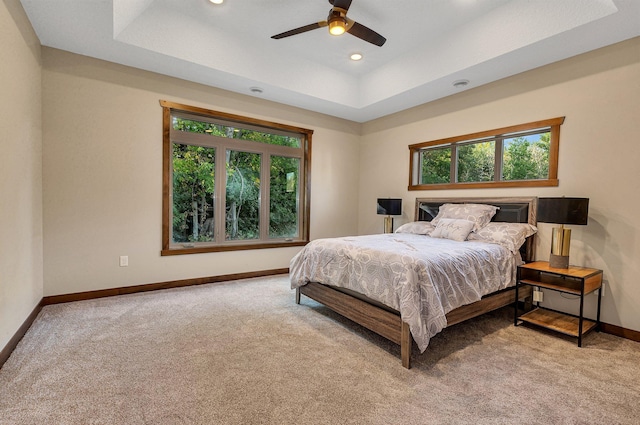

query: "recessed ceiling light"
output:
209 0 223 4
453 79 470 88
250 87 264 94
350 53 363 61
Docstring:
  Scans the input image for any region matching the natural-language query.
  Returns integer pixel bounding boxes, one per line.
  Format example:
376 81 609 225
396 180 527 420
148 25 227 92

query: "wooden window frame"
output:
160 100 312 256
408 117 564 191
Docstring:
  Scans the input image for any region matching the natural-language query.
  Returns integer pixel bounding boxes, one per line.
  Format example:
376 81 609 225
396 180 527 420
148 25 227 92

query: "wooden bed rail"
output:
296 283 532 369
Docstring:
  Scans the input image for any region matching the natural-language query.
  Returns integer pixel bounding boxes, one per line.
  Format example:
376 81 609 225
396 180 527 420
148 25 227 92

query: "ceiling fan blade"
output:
271 21 327 39
347 20 386 46
330 0 353 12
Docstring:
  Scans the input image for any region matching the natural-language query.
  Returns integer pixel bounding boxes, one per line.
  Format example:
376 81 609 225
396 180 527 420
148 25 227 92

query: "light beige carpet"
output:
1 275 639 424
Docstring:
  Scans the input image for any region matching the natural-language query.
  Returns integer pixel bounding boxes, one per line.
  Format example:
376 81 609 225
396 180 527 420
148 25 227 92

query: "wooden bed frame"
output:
295 197 537 369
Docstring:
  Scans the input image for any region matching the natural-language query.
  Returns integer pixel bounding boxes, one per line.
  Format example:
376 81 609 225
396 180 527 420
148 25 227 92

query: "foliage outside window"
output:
409 117 564 190
161 100 312 255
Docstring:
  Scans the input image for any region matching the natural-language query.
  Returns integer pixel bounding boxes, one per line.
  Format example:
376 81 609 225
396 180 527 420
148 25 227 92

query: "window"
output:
161 100 312 255
409 117 564 190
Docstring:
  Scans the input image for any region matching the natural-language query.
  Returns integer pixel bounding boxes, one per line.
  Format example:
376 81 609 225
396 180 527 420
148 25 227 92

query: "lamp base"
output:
384 216 394 233
549 253 569 269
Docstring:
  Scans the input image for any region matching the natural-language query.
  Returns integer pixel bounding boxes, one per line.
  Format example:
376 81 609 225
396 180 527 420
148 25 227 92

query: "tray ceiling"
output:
21 0 640 122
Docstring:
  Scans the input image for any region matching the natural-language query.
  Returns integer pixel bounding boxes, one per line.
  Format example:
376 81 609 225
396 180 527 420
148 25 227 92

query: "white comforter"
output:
290 233 520 352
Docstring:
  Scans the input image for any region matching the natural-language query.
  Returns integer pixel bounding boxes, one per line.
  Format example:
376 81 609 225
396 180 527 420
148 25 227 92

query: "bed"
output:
290 197 537 368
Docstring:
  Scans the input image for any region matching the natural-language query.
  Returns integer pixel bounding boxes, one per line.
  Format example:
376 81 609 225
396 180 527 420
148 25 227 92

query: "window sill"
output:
408 179 559 191
161 240 308 256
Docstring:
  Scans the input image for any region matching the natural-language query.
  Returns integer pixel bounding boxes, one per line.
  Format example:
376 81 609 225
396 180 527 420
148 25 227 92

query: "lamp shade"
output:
377 198 402 216
537 197 589 225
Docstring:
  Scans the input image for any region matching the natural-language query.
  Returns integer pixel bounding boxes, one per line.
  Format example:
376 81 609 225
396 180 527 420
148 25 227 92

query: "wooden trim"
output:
600 322 640 343
408 117 565 190
548 123 561 180
161 241 307 256
160 99 312 254
408 117 565 150
302 132 312 242
0 301 42 370
42 268 288 305
159 100 314 136
409 179 559 191
408 149 417 192
162 104 171 252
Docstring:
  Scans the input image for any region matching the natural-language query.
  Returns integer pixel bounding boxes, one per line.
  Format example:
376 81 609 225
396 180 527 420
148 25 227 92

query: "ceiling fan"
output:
271 0 387 47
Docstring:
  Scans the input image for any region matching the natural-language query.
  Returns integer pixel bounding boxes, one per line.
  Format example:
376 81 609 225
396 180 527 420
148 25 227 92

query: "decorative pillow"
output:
430 218 475 242
395 221 436 235
431 203 499 233
468 223 538 254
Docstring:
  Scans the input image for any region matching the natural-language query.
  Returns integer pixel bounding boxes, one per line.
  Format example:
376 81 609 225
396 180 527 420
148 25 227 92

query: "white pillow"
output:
395 221 435 235
431 203 499 233
430 218 475 242
468 222 537 253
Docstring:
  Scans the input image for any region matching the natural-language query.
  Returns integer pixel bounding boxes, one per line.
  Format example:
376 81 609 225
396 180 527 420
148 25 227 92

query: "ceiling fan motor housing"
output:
328 9 348 35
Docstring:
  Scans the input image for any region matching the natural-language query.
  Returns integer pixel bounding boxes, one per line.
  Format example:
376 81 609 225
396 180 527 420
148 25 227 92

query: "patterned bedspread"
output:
290 233 520 352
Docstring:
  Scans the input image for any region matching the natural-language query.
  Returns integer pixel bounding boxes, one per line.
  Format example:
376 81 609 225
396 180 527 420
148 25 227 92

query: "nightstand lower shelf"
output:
519 307 597 338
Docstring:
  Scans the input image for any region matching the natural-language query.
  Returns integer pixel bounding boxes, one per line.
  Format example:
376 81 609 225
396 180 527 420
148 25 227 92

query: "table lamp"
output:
377 198 402 233
537 197 589 269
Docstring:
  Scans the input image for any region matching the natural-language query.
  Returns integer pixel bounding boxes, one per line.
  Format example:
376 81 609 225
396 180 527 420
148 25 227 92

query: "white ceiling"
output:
20 0 640 122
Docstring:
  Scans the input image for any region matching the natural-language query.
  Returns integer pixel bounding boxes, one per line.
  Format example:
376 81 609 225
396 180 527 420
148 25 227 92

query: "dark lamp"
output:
377 198 402 233
537 197 589 268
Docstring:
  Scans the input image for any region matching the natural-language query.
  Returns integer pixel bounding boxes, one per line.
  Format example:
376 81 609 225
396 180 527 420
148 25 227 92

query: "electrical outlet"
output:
533 289 543 303
119 256 128 267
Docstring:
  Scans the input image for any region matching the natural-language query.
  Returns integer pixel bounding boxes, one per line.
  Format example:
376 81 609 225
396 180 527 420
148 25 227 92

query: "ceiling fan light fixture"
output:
328 13 346 36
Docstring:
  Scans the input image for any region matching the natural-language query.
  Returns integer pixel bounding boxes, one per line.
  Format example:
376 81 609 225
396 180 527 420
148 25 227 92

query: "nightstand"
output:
514 261 603 347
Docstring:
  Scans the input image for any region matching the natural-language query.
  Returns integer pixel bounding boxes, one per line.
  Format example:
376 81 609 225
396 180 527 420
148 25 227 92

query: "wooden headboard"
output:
415 197 537 262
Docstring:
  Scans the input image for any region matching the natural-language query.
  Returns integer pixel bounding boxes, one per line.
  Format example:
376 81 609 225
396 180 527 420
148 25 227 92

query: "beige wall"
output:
0 0 43 351
41 48 361 297
360 37 640 332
